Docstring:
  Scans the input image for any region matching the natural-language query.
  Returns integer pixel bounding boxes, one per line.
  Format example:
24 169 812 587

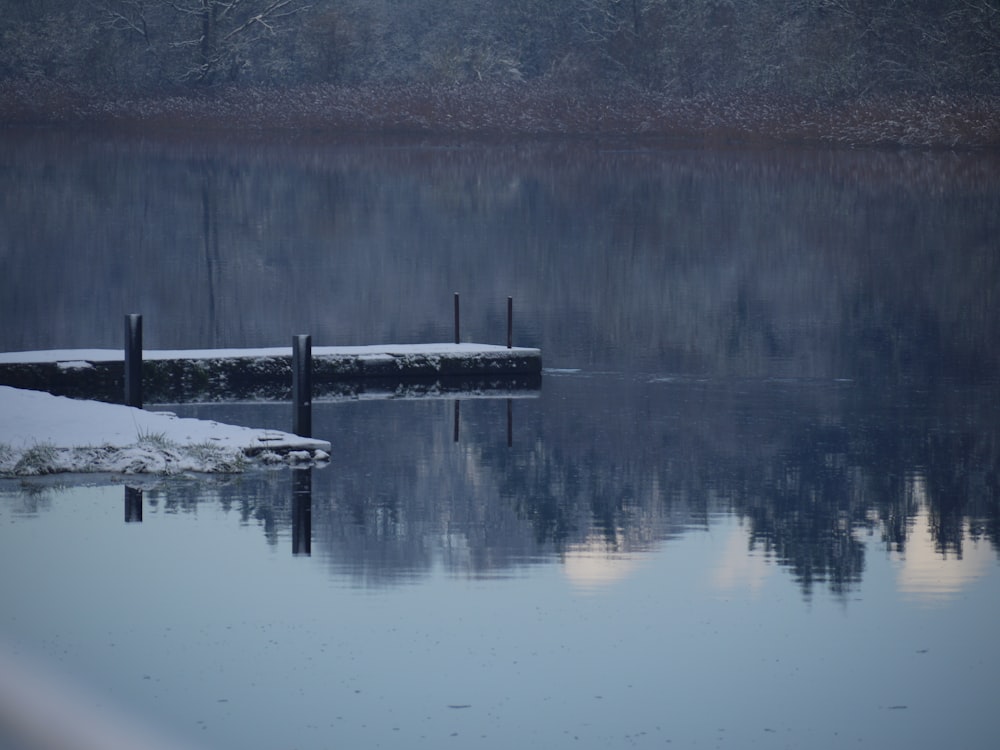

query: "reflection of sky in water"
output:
709 493 996 607
712 524 773 594
893 500 994 605
562 536 642 592
2 484 998 750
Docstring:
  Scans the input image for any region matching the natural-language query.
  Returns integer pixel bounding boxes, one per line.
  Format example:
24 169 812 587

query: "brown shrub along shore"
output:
2 80 998 149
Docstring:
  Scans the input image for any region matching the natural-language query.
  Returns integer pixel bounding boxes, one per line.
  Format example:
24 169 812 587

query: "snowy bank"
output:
0 386 330 476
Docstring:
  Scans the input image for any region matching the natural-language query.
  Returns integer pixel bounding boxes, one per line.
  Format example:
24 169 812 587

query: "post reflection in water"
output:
507 398 513 448
292 467 312 557
124 486 142 523
450 397 516 448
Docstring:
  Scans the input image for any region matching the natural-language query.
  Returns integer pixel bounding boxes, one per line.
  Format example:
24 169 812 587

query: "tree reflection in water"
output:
66 371 994 602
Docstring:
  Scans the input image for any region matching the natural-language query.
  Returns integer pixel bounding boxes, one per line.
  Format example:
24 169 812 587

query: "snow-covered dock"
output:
0 344 542 402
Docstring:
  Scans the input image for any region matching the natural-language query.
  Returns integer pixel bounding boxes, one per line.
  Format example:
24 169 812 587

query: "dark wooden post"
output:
454 292 461 344
292 334 312 438
124 313 143 408
507 296 513 349
292 468 312 556
124 486 143 523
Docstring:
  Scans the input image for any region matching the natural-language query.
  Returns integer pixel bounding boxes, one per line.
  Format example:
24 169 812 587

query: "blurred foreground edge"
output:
0 643 202 750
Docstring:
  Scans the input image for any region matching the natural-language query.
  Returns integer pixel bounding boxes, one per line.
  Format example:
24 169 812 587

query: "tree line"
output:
2 0 998 100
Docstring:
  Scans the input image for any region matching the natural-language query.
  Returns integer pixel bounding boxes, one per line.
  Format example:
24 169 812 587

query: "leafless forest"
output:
2 0 999 145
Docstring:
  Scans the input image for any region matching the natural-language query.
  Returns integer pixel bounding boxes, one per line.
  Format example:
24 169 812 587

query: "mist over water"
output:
2 130 999 749
2 129 997 378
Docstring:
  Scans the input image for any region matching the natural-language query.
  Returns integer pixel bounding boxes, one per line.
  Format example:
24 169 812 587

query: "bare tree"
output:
178 0 310 82
100 0 309 84
100 0 152 46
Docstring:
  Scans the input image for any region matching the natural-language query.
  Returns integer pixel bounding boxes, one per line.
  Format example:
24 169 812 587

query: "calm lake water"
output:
1 129 999 749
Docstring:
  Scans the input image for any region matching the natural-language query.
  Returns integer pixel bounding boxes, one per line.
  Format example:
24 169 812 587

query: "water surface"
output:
1 130 998 749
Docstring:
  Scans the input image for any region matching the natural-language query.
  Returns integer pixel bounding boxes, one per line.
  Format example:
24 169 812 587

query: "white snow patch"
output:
0 386 330 476
56 360 95 370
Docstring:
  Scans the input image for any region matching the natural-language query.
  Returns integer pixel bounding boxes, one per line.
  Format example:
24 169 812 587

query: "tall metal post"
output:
124 313 143 408
292 334 312 438
507 296 513 349
454 292 461 344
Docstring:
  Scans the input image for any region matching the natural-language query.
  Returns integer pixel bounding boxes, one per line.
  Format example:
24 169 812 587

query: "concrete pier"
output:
0 343 542 403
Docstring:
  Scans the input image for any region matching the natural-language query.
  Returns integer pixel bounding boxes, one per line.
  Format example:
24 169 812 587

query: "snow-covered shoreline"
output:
0 386 330 477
